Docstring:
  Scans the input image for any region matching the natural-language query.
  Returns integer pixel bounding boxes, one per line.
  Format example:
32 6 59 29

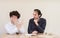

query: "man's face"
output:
33 11 40 19
10 15 18 22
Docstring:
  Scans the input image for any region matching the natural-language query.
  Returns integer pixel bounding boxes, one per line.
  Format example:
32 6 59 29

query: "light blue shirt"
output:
5 22 25 34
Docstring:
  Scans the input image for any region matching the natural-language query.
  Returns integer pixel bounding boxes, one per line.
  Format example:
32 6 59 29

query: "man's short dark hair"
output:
34 9 42 17
9 11 20 19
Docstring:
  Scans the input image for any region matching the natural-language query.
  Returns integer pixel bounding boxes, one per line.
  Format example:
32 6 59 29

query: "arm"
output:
36 19 46 33
19 26 25 34
28 19 33 34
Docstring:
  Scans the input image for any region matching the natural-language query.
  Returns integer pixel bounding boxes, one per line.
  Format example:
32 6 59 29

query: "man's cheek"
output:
10 18 13 21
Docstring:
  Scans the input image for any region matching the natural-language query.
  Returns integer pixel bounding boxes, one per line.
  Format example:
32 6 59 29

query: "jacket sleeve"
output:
36 19 46 33
28 19 33 34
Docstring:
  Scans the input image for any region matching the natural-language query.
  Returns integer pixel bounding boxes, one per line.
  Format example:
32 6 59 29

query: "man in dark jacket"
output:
28 9 46 34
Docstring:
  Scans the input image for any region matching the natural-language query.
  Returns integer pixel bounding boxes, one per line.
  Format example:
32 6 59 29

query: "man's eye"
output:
35 14 36 16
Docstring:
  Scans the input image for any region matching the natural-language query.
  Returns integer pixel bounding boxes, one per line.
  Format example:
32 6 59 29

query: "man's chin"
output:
34 18 38 19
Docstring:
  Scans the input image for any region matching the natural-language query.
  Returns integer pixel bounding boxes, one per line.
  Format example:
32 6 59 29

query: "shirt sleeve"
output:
19 26 25 34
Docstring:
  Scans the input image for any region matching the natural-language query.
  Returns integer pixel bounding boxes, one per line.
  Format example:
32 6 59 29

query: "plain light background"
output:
0 0 60 36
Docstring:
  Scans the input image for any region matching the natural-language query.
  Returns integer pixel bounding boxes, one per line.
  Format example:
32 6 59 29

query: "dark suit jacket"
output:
28 18 46 34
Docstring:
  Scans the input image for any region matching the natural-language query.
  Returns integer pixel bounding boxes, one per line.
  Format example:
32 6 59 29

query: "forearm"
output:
37 25 44 32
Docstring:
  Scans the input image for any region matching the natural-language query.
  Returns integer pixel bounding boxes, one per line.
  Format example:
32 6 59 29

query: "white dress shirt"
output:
5 22 25 34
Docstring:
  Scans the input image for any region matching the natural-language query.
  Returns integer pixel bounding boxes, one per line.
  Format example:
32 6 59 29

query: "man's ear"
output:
39 15 40 17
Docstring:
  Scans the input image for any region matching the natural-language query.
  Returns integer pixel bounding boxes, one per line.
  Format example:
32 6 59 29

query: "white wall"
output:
0 0 60 36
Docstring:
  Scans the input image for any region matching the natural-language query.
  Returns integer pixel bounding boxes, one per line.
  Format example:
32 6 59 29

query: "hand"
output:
32 31 38 34
34 19 39 26
12 18 22 29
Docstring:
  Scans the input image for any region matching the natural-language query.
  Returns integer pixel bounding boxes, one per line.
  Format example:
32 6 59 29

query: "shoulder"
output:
29 18 34 22
38 18 46 23
5 22 12 28
40 18 46 21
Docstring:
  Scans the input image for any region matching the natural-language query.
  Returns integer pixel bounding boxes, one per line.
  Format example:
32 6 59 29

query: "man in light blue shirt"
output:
5 11 25 34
